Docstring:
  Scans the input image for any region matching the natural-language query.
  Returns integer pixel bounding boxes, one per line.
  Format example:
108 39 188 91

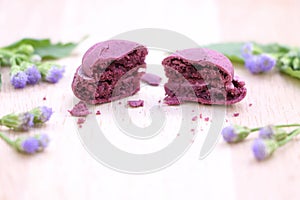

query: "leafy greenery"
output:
204 42 245 63
2 38 80 59
0 37 84 90
206 42 300 80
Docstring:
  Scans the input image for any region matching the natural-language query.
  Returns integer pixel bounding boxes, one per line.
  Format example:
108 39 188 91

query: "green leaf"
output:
280 66 300 79
204 42 245 63
34 42 78 59
2 37 85 59
256 43 290 54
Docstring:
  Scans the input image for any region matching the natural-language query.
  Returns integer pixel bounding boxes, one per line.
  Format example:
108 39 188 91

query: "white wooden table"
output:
0 0 300 199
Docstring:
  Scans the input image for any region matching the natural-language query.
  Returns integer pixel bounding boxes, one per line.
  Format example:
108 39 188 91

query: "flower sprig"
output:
242 43 277 74
0 37 81 89
205 42 300 80
0 106 53 131
7 48 66 88
0 105 53 155
0 132 49 154
221 123 300 161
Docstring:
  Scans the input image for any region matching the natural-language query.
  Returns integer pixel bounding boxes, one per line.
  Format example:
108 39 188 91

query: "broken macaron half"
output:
162 48 246 105
71 40 148 104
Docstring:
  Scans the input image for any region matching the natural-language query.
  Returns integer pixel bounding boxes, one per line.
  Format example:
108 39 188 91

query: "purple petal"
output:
46 66 65 83
21 137 39 154
252 139 267 160
25 66 41 85
10 72 28 89
39 134 50 148
245 55 262 74
258 54 276 72
222 125 237 143
19 112 34 131
241 43 254 59
259 126 274 139
40 106 53 123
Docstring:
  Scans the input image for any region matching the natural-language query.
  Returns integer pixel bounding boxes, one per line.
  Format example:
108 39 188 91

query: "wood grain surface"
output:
0 0 300 200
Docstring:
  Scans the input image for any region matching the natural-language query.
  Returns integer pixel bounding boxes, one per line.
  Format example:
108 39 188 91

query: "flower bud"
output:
222 125 251 143
259 126 287 141
15 44 34 56
0 112 34 131
15 136 40 154
30 106 53 125
252 138 278 161
37 62 65 83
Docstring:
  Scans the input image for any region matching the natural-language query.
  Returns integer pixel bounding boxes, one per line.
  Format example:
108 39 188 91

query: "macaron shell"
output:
82 40 146 77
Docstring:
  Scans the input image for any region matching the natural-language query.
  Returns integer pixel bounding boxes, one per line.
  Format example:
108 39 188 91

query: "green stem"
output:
250 127 260 132
0 132 14 146
0 48 14 57
278 128 300 147
275 124 300 128
249 123 300 132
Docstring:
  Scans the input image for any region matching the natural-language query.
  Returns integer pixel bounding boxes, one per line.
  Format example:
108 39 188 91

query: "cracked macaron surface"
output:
162 48 246 105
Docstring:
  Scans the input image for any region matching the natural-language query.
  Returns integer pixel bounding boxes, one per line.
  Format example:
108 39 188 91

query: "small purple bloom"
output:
0 112 34 131
0 132 49 155
221 125 250 143
10 71 28 89
245 55 262 74
19 112 34 131
258 54 276 72
259 126 287 141
30 106 53 125
241 43 254 58
35 133 50 151
25 65 41 85
20 137 40 154
222 126 237 143
39 134 50 148
252 138 278 161
45 66 65 83
259 126 274 139
40 106 53 122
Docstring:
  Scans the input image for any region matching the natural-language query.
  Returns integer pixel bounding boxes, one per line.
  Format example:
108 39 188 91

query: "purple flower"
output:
0 112 34 131
245 54 276 74
45 66 65 83
259 126 287 141
252 138 278 161
241 43 254 58
10 71 28 89
40 106 53 122
30 106 53 125
222 126 237 142
25 65 41 85
0 132 49 155
19 112 35 131
17 133 50 154
221 125 251 143
38 63 65 83
259 126 274 139
245 55 262 74
17 137 40 154
36 133 50 150
258 54 276 72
